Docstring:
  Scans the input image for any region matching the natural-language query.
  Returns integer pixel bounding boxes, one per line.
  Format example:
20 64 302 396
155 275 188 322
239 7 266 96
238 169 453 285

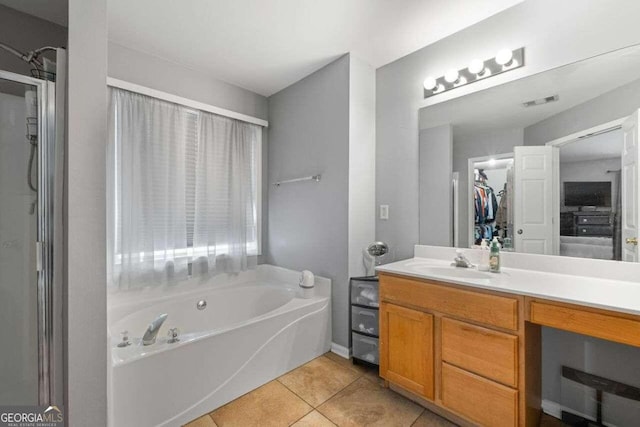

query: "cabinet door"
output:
380 302 434 399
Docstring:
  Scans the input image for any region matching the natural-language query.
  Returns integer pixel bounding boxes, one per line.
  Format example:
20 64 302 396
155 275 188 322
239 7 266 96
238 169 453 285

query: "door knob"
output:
626 237 638 245
517 229 523 235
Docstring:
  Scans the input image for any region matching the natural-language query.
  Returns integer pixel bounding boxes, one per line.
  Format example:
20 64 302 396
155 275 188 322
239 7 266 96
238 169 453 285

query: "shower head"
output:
0 42 59 77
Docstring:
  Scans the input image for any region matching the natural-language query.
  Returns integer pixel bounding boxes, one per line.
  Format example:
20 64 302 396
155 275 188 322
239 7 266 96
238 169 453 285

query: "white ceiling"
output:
419 45 640 137
106 0 523 96
560 129 623 163
0 0 67 26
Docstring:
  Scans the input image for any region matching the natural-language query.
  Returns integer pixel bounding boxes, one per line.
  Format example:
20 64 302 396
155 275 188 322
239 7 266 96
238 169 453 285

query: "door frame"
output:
467 152 514 248
544 118 625 148
0 69 57 404
545 117 626 257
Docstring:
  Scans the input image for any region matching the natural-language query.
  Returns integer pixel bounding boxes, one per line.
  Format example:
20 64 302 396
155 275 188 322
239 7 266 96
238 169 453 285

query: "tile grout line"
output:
287 408 339 427
201 354 367 426
409 409 426 427
321 373 364 406
276 354 366 409
286 407 315 426
206 412 217 427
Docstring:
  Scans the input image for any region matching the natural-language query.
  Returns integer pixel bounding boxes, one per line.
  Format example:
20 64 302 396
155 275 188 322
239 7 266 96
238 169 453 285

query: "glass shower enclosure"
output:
0 68 60 405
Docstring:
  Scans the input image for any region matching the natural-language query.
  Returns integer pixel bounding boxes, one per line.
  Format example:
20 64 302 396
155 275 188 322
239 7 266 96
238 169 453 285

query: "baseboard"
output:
330 342 350 359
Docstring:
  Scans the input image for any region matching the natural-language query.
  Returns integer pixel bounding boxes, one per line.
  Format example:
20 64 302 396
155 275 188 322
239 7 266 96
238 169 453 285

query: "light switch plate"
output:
379 204 389 220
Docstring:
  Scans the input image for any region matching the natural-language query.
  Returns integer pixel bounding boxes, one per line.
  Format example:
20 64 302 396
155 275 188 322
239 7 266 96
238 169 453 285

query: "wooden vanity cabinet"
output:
379 273 539 427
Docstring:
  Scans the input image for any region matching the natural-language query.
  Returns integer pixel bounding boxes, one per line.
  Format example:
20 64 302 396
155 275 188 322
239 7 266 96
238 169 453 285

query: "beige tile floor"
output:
184 353 566 427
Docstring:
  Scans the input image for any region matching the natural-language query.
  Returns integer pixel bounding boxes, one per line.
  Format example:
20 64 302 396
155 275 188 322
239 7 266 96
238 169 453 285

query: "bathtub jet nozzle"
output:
142 313 168 346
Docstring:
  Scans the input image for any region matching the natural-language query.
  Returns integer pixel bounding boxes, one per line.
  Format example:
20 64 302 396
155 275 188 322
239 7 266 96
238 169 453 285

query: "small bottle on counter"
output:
502 237 513 252
489 237 501 273
478 239 490 272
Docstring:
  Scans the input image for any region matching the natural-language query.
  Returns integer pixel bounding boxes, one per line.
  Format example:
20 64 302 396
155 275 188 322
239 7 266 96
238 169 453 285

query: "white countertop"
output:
376 256 640 317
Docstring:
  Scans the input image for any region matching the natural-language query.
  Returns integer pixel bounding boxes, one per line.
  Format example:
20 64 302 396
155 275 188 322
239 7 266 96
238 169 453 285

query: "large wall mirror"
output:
419 44 640 262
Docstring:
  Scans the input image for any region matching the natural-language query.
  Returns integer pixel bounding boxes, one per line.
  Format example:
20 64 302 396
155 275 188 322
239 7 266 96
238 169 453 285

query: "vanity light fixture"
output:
423 76 440 92
468 59 487 77
444 69 460 84
424 47 525 99
495 49 515 67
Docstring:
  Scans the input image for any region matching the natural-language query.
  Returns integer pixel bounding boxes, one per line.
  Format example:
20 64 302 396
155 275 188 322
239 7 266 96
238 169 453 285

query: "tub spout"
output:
142 313 168 346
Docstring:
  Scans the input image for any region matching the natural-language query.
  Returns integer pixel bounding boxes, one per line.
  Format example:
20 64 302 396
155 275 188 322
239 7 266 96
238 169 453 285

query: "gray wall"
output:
107 43 271 263
419 125 452 246
559 157 620 212
108 42 267 121
453 128 523 248
0 5 66 77
525 78 640 146
66 0 107 425
267 55 351 348
376 0 640 261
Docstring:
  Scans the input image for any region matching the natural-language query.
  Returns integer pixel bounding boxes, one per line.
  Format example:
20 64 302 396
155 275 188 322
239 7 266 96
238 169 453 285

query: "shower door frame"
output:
0 69 57 404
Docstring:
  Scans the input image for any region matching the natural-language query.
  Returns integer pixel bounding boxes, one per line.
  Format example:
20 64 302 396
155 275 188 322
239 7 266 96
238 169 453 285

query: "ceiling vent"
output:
522 95 559 107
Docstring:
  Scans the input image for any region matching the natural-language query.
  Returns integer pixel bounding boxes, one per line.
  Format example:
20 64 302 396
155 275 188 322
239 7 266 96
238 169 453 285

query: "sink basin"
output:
403 260 439 268
413 266 492 282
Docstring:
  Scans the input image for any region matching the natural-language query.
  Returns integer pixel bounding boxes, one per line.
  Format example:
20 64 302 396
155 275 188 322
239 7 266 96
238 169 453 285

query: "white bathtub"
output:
107 265 331 427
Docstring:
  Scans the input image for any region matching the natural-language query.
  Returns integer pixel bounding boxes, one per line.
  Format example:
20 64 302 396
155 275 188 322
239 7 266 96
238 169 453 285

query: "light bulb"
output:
468 59 485 75
496 49 514 66
488 158 496 167
423 76 438 91
444 69 460 84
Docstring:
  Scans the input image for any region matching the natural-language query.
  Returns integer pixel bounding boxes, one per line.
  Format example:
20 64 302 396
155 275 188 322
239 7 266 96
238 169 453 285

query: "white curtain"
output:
191 111 260 275
107 87 260 289
108 88 191 289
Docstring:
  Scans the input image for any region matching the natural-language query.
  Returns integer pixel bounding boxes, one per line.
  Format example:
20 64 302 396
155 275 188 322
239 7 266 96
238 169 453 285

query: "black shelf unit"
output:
349 276 380 367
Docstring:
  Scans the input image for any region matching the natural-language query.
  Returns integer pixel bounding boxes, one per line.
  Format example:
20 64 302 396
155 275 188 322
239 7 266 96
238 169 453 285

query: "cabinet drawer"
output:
442 363 518 427
351 306 379 336
351 280 379 307
442 318 518 387
576 215 610 225
352 333 379 365
380 274 519 330
576 225 612 236
529 301 640 347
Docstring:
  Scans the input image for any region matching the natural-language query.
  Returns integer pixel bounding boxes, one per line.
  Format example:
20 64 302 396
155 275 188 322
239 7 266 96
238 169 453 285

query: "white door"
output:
622 110 640 262
514 146 555 254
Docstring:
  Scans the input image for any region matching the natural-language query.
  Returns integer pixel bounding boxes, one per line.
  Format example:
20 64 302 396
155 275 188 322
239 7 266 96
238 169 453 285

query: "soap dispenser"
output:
489 237 501 273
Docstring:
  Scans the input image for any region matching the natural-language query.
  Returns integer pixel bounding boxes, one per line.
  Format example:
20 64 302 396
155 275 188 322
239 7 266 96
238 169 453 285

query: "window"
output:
107 87 262 288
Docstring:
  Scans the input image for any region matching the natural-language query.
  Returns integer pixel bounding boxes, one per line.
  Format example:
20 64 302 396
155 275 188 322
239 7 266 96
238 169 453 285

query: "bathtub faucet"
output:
142 313 168 346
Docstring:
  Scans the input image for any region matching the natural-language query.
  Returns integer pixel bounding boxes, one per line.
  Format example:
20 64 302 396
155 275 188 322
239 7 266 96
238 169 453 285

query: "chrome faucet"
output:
452 249 474 268
142 313 168 346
